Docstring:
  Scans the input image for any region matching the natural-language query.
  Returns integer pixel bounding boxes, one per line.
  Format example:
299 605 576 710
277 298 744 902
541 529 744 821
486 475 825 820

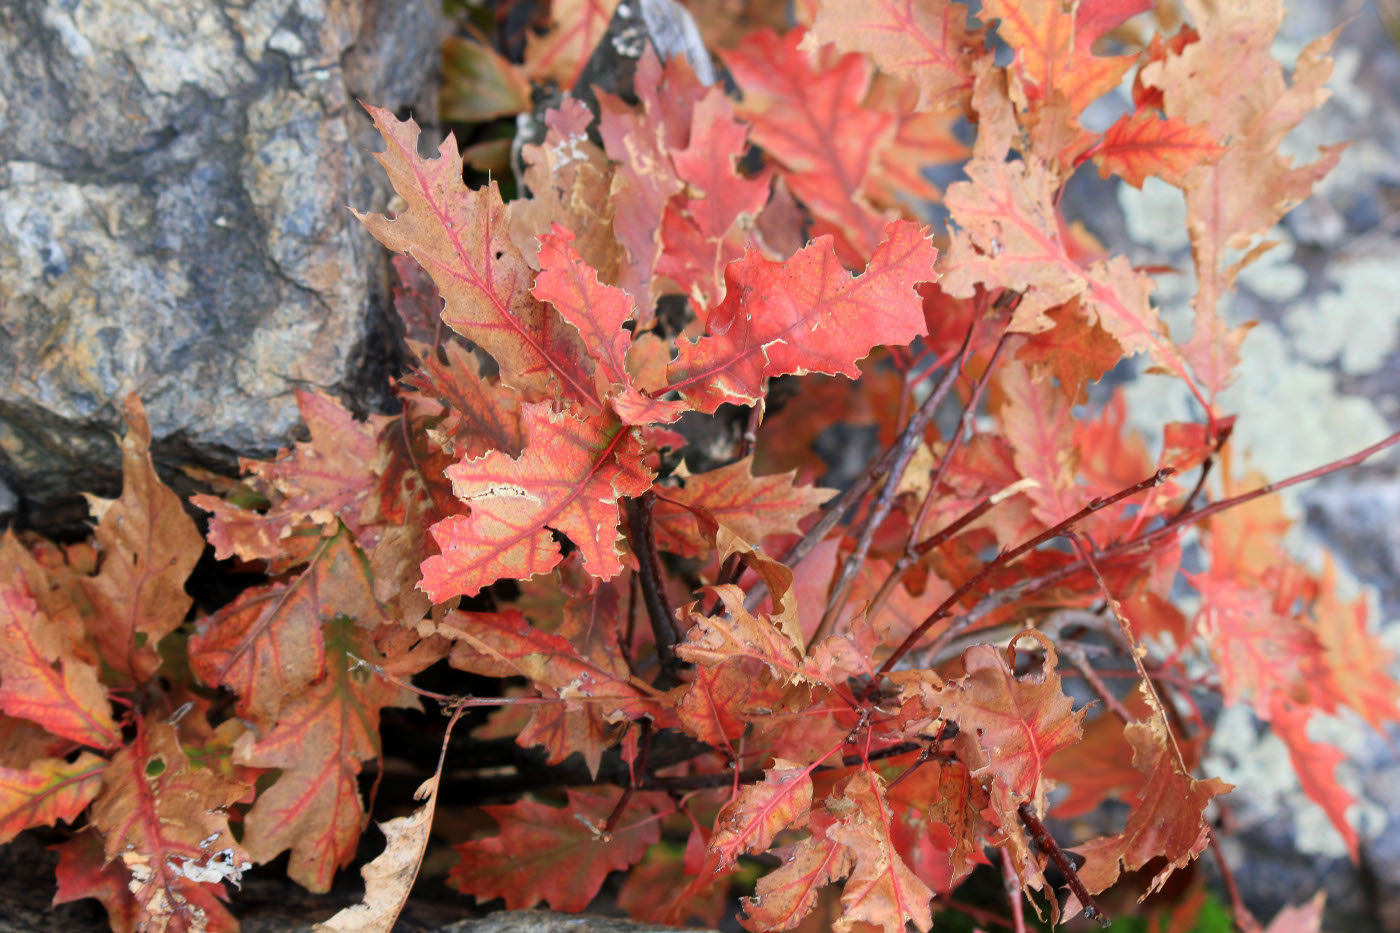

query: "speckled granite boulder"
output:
0 0 443 533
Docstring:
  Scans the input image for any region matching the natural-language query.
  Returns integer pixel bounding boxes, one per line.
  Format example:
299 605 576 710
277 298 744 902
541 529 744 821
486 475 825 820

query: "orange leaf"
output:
996 355 1081 527
448 788 667 911
355 106 598 406
399 340 525 460
0 752 106 844
981 0 1140 113
533 225 688 424
1269 695 1358 860
1094 111 1225 188
722 29 893 257
804 0 982 111
740 822 852 931
654 456 836 555
419 403 653 601
81 395 203 681
441 608 671 725
678 585 813 688
942 156 1202 401
711 758 816 867
924 634 1084 809
658 87 773 308
0 582 117 749
52 830 140 933
667 220 936 412
1142 9 1343 398
193 389 391 564
1070 717 1231 901
677 659 777 750
90 721 251 933
189 529 386 729
828 769 934 933
596 49 703 312
523 0 619 86
233 617 415 892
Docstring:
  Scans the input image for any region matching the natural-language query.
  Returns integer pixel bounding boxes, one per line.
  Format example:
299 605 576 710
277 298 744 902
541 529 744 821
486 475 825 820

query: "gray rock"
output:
437 912 715 933
0 0 444 533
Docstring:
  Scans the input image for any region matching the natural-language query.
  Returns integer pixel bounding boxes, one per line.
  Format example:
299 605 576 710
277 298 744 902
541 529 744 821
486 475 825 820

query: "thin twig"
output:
947 429 1400 654
812 317 981 645
877 468 1176 678
865 332 1014 621
1018 802 1110 927
625 492 684 688
1000 847 1028 933
1172 418 1234 520
1208 828 1262 933
1059 642 1135 724
1067 533 1189 770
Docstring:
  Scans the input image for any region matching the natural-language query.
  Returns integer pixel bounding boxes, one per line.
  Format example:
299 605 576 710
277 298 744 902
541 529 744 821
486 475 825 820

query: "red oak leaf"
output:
653 456 836 557
0 752 105 844
828 769 935 933
657 87 773 308
81 396 203 682
448 788 667 911
52 831 140 933
1141 10 1342 399
981 0 1138 114
189 529 386 729
523 0 619 86
232 617 415 892
441 608 672 726
941 156 1204 404
1093 111 1225 189
0 582 117 749
804 0 982 111
597 49 703 312
723 29 895 257
399 340 526 461
89 721 251 933
678 585 816 689
1190 569 1326 719
666 220 937 412
677 659 779 751
740 820 852 931
0 713 74 769
1070 718 1231 901
922 634 1085 812
1312 560 1400 731
996 354 1081 527
356 106 599 406
193 388 391 565
1268 694 1358 860
419 403 654 601
711 758 816 867
532 225 688 424
1014 299 1124 403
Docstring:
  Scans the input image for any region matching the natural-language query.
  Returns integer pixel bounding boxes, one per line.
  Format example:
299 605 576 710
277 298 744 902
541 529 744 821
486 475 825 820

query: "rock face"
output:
0 0 444 533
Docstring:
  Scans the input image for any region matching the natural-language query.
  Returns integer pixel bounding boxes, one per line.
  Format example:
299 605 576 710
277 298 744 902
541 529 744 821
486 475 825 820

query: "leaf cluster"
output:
2 2 1396 933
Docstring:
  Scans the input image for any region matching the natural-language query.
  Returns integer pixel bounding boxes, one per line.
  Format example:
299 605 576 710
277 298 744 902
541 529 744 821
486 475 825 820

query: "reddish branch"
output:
1018 802 1109 926
944 429 1400 651
865 328 1014 620
625 491 685 687
813 314 981 644
877 467 1177 676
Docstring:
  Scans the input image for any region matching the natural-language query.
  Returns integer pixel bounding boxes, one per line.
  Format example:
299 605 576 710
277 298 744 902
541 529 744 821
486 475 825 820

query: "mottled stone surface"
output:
0 0 443 533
